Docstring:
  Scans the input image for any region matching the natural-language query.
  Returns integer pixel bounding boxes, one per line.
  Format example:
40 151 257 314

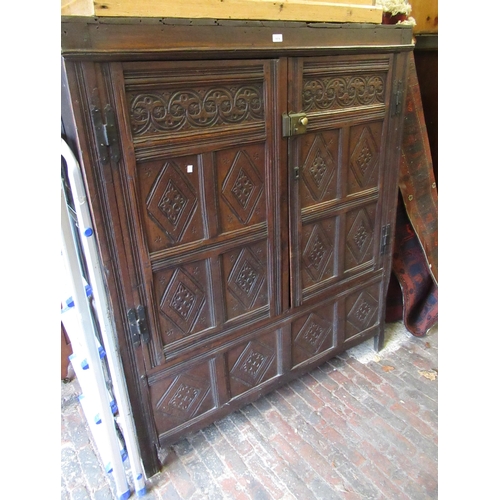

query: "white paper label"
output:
272 34 283 43
187 165 193 173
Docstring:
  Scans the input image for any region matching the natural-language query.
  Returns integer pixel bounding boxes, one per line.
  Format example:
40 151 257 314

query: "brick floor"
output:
61 321 438 500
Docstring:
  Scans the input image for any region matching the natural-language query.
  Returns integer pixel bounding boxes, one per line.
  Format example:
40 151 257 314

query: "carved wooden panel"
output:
291 303 336 367
302 56 389 114
129 84 264 137
153 261 214 347
345 283 381 340
227 330 278 399
299 130 340 209
149 360 217 438
138 155 205 253
347 122 383 195
303 74 385 112
216 144 267 234
301 218 337 290
344 203 377 272
222 242 269 322
124 60 266 143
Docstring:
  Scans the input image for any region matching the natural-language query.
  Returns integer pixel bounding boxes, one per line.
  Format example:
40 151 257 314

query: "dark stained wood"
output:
61 18 412 478
61 17 414 61
414 34 438 185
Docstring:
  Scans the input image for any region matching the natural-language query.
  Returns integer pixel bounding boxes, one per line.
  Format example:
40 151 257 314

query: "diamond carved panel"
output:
230 340 274 388
156 373 210 420
160 268 206 334
222 149 264 224
347 290 378 335
346 208 373 265
294 313 332 356
146 161 197 244
349 127 379 189
303 224 333 282
227 247 265 309
302 134 337 202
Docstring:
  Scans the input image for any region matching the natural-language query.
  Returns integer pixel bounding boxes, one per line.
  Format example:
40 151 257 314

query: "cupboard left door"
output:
64 58 287 472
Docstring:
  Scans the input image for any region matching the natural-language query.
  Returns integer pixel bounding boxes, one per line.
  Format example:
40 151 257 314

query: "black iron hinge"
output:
127 305 150 347
90 104 121 165
380 224 391 255
391 80 404 116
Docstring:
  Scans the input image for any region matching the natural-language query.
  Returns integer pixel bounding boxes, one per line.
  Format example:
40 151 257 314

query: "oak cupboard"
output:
61 17 413 476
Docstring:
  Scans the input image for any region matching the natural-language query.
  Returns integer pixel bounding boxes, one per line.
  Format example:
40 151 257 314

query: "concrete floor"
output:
61 320 438 500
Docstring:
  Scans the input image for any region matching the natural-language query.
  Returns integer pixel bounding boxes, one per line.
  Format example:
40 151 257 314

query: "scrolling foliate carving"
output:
302 75 385 112
129 85 264 136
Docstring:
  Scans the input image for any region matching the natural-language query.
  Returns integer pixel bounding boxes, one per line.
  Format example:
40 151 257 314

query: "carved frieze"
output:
303 75 385 112
129 85 264 136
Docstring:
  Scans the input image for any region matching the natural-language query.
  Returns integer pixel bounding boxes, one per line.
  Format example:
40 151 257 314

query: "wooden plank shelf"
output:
61 0 383 24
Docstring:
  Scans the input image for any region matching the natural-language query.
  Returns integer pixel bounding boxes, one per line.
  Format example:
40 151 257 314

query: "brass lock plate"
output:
282 112 309 137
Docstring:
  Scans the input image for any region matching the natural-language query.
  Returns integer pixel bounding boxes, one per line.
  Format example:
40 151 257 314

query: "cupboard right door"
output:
287 54 396 368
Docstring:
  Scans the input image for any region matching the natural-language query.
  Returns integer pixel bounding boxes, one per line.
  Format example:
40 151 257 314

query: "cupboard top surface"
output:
61 18 414 60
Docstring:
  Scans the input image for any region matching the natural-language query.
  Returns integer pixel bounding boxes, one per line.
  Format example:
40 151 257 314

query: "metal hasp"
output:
127 305 150 346
283 112 309 137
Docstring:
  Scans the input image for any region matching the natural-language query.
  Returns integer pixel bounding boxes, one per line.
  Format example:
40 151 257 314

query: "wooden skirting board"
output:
61 0 383 24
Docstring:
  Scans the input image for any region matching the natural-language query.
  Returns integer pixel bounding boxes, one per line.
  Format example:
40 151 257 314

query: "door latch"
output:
282 112 309 137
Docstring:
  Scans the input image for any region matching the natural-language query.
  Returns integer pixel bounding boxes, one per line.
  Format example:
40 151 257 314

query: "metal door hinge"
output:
90 104 121 165
380 224 391 255
127 305 150 347
283 112 309 137
391 80 404 116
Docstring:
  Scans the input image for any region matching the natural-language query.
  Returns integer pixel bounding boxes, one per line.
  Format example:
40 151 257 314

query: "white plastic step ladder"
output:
61 138 146 499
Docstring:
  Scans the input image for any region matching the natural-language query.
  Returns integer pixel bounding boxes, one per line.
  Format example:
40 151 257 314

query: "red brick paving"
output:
61 322 438 499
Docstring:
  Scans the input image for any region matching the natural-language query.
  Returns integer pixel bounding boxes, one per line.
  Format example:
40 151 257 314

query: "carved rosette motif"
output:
227 247 265 309
350 127 379 188
146 161 197 244
347 290 378 333
156 373 210 419
159 268 206 334
302 134 337 202
294 313 332 356
302 75 385 112
221 149 264 224
129 85 264 136
230 340 274 388
303 224 333 282
346 209 373 265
